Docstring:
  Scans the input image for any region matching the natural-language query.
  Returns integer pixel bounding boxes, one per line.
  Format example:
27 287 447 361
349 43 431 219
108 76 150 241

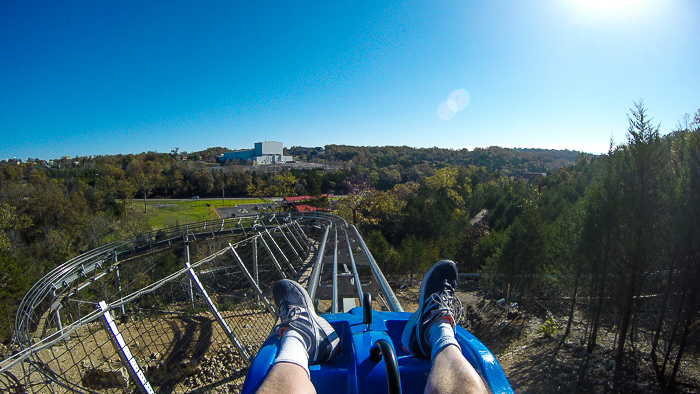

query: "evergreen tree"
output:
613 101 671 380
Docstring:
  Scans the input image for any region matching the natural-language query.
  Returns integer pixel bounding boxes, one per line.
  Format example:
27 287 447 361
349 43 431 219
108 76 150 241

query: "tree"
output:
365 230 400 275
579 145 621 353
336 176 373 225
129 158 165 213
455 221 490 273
0 253 27 342
613 101 670 380
0 203 22 253
482 201 552 306
649 109 700 389
192 169 214 196
267 172 297 198
398 235 439 282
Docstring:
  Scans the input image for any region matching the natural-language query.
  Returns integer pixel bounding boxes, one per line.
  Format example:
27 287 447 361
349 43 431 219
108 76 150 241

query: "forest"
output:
1 102 699 390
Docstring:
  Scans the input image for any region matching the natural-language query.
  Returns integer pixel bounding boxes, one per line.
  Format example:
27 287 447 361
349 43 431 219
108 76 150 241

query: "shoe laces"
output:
278 302 303 325
423 282 463 326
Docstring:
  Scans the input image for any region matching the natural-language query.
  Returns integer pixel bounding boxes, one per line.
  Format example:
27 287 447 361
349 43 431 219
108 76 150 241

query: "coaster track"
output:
0 212 401 393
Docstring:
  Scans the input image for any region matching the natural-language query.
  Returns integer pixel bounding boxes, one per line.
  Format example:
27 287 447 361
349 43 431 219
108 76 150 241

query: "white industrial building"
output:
220 141 294 165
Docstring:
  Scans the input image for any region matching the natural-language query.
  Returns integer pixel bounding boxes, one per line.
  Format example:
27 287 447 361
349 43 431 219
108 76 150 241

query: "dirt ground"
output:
6 280 699 393
393 279 700 393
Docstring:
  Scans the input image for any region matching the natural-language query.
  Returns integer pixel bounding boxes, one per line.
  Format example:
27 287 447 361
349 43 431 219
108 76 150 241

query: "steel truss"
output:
0 213 401 393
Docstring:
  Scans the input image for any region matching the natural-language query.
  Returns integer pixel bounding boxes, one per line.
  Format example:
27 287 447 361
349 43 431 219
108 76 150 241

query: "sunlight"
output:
574 0 636 13
571 0 659 20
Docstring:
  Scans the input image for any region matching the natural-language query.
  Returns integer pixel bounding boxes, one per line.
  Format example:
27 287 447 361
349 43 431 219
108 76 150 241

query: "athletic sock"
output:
273 329 310 377
428 317 461 362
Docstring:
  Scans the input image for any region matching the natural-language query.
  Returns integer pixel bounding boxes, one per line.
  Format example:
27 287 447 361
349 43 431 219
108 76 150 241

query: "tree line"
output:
344 102 699 390
1 102 698 390
0 142 575 343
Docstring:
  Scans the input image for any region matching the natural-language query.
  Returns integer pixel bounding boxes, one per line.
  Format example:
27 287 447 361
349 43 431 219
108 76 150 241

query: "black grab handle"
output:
363 293 372 331
370 339 401 394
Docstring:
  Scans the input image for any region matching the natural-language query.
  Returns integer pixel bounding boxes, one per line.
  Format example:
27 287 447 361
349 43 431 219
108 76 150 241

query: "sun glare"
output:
571 0 658 20
575 0 636 13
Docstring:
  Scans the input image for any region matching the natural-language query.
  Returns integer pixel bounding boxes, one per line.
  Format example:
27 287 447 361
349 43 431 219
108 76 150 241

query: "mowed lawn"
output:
131 198 267 230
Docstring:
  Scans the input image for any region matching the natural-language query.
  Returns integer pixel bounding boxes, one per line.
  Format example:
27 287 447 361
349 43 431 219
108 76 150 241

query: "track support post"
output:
98 301 155 394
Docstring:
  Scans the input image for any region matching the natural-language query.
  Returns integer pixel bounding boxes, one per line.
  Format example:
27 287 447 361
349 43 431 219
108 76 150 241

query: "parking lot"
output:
215 202 281 218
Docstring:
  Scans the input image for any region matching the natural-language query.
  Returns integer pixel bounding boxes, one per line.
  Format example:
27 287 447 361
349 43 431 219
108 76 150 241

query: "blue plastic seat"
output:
242 307 513 394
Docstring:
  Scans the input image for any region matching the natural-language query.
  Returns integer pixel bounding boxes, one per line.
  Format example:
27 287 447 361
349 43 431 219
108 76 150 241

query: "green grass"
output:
130 198 267 230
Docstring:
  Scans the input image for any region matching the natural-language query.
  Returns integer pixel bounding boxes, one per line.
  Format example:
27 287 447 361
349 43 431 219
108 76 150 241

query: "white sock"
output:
273 329 310 377
428 318 461 362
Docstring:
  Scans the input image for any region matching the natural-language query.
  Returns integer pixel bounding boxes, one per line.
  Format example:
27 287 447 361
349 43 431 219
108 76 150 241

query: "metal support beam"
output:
228 244 276 316
350 225 403 312
257 233 287 279
277 224 303 262
98 301 155 394
284 219 305 249
114 252 126 316
294 221 312 247
332 228 339 314
186 262 251 363
307 224 330 300
265 230 297 276
52 301 64 337
238 219 247 237
186 243 194 309
344 227 364 306
253 237 259 289
186 225 197 241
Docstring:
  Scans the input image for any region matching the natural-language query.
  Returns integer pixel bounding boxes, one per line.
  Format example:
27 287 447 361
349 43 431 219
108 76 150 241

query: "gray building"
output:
220 141 294 164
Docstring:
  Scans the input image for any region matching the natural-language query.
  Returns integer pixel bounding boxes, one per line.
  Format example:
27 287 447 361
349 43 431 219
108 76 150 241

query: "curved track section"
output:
0 213 401 393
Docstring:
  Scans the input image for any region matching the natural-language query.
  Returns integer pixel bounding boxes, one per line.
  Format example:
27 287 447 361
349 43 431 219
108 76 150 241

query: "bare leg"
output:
256 362 316 394
425 345 488 394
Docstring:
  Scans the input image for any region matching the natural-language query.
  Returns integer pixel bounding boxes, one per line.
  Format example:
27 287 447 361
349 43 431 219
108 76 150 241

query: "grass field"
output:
128 198 268 230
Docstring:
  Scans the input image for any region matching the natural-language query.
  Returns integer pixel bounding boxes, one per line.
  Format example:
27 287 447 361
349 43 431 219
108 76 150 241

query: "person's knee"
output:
428 345 489 394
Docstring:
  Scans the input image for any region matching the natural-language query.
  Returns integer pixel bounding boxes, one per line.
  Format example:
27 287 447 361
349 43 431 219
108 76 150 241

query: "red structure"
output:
284 195 332 212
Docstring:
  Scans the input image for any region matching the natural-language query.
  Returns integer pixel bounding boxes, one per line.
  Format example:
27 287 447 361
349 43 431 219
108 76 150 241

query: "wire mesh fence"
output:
0 213 400 393
0 215 319 393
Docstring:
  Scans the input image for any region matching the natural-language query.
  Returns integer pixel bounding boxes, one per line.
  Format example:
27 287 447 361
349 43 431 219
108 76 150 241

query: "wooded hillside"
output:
1 103 698 390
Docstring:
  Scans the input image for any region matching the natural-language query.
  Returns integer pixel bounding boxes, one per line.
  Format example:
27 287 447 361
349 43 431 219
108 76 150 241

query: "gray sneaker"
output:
401 260 462 358
271 279 340 363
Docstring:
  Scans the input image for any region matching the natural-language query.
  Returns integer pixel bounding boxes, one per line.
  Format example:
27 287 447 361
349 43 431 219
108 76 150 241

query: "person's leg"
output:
254 279 340 393
402 260 489 394
425 345 488 394
256 362 316 394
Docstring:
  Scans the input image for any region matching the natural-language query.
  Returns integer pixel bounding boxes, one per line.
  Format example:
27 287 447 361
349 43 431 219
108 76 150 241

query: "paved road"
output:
148 197 284 202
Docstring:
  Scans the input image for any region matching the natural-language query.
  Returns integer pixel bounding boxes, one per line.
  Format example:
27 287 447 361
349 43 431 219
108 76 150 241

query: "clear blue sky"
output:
1 0 698 160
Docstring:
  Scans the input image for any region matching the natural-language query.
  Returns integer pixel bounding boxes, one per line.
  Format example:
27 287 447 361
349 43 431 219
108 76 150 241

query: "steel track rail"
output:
4 211 402 393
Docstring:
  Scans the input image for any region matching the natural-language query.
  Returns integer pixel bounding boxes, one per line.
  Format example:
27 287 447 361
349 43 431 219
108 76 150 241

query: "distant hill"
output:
512 148 584 164
315 145 586 175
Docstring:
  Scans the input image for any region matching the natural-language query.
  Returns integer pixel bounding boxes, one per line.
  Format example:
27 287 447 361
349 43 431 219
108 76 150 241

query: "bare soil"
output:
6 281 698 393
393 279 700 393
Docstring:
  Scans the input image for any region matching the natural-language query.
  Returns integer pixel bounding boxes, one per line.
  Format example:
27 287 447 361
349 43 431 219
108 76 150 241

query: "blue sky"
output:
1 1 698 160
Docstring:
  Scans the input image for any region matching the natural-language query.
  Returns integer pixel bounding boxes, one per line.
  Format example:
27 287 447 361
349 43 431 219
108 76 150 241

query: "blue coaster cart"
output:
242 294 513 394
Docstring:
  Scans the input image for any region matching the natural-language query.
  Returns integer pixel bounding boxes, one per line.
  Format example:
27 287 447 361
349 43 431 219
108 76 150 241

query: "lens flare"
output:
447 89 470 112
438 101 456 120
438 89 470 120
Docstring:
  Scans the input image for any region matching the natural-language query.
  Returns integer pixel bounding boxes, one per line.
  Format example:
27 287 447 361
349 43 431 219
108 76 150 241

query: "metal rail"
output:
2 212 401 393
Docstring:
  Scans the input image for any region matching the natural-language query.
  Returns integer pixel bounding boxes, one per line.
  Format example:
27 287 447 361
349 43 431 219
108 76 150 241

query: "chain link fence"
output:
0 214 322 393
0 213 400 393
